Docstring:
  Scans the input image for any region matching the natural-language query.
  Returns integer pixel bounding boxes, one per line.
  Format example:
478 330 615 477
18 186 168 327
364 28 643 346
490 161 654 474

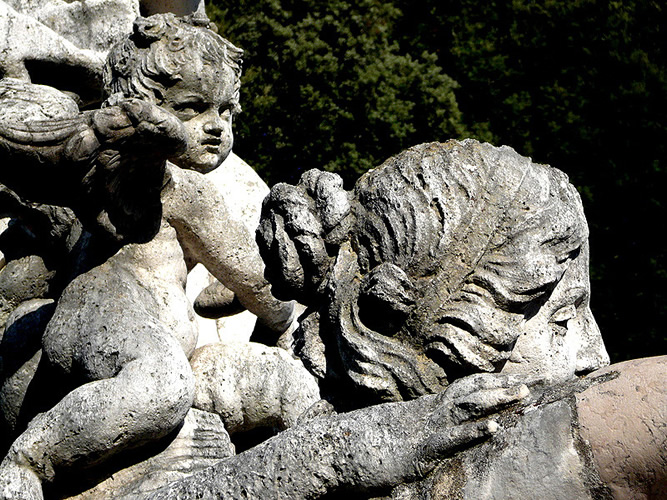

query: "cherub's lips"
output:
202 137 221 146
201 137 221 153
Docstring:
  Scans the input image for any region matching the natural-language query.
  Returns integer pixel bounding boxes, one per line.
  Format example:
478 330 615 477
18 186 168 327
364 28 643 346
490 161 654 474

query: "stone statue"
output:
147 140 664 499
0 4 664 499
0 0 205 108
257 140 609 404
0 13 298 499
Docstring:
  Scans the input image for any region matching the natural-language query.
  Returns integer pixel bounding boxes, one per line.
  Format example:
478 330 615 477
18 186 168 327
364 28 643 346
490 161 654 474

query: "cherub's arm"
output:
148 374 528 499
0 82 187 242
162 165 295 334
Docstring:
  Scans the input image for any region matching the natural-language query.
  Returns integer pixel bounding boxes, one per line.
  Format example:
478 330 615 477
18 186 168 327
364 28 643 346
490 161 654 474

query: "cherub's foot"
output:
0 459 43 500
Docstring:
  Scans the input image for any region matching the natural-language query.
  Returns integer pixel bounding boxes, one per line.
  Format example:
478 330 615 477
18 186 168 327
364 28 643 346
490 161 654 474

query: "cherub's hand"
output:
415 373 529 472
92 98 187 158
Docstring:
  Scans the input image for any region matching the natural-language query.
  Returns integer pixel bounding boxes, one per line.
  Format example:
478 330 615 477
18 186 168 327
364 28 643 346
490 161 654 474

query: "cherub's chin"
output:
171 155 220 173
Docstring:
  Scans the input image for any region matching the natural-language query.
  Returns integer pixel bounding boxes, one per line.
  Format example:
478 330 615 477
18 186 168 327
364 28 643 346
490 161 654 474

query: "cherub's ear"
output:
358 262 416 337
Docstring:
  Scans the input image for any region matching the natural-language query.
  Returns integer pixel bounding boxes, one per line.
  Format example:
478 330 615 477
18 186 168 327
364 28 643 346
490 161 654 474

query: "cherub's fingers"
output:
93 100 186 155
452 384 529 424
118 99 187 148
91 106 134 139
118 98 165 126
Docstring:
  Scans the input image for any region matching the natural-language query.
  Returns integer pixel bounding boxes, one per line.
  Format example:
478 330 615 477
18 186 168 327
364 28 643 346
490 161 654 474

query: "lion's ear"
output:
358 262 416 337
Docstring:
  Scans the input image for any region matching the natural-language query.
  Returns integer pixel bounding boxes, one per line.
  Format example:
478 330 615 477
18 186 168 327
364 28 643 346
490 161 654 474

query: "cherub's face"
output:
161 56 238 173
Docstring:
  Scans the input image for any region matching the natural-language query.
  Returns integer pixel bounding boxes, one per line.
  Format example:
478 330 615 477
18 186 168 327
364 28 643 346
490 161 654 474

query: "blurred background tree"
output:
207 0 666 362
207 0 465 183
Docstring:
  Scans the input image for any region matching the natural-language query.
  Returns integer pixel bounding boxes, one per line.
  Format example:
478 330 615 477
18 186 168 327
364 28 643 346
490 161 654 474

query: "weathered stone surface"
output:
576 356 667 500
2 0 139 53
184 264 221 345
454 402 594 499
191 341 321 434
0 79 80 121
148 374 529 499
384 376 613 500
0 79 187 241
185 152 272 346
0 257 53 327
0 4 660 498
0 222 198 498
0 2 105 105
0 1 208 106
164 161 294 335
0 299 53 445
0 14 295 499
61 408 234 500
258 140 609 410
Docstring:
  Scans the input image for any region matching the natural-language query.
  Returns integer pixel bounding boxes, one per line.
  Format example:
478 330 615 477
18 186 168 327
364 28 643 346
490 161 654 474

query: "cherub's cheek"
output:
222 130 233 148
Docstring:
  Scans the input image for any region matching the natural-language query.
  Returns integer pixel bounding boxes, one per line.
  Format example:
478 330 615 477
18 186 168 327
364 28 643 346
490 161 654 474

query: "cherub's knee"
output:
118 349 195 437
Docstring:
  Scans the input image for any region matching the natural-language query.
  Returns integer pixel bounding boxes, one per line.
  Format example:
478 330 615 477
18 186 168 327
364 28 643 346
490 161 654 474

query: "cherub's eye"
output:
219 101 241 118
173 100 207 119
221 102 241 116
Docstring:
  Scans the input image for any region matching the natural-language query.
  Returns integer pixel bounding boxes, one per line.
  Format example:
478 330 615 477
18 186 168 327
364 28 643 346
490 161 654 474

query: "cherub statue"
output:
0 13 296 499
1 8 662 497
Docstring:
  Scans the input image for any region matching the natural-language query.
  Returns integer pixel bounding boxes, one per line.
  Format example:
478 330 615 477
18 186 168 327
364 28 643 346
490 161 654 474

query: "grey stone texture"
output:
0 1 206 106
0 12 296 499
191 341 321 434
185 152 272 346
0 2 106 105
148 374 529 499
0 4 664 499
2 0 139 54
61 408 234 499
258 140 609 410
0 298 53 444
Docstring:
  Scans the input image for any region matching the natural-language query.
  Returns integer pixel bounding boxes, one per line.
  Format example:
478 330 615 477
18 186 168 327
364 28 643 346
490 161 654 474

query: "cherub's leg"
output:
0 323 194 499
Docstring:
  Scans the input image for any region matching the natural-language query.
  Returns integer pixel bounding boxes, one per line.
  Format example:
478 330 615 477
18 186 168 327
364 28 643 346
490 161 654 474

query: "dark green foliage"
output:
208 0 666 361
206 0 465 185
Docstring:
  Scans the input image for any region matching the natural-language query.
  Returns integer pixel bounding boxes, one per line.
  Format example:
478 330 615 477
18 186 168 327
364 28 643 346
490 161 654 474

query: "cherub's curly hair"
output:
104 13 242 113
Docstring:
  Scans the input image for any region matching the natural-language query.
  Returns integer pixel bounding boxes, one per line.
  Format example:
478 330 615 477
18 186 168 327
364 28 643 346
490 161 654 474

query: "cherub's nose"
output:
204 115 224 136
